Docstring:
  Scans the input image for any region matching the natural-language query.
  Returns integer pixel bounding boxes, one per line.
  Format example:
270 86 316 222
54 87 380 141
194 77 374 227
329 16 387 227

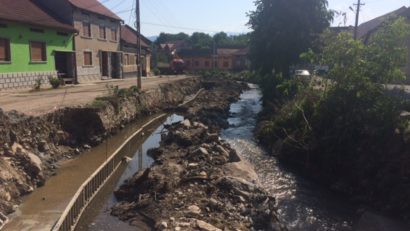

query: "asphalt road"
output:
0 76 191 116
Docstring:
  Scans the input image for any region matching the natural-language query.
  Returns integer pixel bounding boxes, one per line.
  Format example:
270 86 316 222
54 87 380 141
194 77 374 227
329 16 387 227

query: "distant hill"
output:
147 36 158 42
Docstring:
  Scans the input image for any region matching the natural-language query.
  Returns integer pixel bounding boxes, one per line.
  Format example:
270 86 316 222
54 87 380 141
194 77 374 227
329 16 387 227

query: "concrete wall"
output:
73 9 121 83
0 71 54 90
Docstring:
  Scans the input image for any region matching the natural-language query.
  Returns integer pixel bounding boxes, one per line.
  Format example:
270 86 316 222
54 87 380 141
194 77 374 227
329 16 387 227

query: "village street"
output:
0 76 190 116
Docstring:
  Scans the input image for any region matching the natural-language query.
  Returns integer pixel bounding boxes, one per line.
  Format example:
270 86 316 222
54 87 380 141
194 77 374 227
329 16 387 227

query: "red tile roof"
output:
0 0 76 32
121 25 151 48
68 0 122 21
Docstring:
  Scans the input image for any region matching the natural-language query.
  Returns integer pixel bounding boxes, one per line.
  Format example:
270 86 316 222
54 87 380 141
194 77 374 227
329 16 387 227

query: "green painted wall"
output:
0 21 73 73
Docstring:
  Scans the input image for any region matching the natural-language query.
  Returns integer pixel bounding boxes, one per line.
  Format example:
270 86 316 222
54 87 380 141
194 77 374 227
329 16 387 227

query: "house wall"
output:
183 56 214 71
0 21 74 89
73 9 121 83
120 43 151 77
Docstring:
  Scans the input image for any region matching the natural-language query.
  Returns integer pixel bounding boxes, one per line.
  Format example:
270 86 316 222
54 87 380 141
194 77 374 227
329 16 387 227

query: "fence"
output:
51 114 167 231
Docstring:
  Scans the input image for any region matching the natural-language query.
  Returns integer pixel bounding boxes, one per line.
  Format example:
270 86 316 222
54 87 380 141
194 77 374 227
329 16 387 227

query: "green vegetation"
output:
248 0 333 78
49 77 61 89
155 31 250 49
254 16 410 216
89 84 141 111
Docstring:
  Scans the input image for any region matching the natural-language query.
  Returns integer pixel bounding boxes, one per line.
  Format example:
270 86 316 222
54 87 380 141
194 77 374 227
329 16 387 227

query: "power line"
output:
141 21 220 33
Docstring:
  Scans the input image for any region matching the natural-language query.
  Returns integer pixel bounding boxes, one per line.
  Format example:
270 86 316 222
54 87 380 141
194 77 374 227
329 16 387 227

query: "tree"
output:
190 32 213 49
155 32 190 45
248 0 334 77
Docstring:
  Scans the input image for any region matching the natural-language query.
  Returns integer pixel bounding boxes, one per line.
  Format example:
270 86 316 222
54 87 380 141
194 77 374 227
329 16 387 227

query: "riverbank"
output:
255 84 410 222
0 78 200 217
111 80 287 230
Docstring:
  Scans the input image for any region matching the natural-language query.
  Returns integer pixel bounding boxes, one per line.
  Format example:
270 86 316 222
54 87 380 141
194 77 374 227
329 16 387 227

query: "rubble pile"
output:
112 120 286 231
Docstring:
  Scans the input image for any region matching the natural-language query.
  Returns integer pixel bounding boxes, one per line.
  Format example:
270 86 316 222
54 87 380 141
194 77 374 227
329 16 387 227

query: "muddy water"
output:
75 114 184 231
221 84 357 231
3 114 173 231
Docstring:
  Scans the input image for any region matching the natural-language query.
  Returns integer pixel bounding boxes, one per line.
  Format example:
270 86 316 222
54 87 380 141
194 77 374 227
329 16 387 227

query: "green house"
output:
0 0 77 90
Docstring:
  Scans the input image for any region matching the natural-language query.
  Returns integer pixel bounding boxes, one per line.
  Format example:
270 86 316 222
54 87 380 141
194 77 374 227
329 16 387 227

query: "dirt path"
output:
0 76 191 116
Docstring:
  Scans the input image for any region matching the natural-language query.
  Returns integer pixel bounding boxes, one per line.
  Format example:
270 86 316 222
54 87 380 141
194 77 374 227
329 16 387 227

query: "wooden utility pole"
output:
353 0 365 40
136 0 142 89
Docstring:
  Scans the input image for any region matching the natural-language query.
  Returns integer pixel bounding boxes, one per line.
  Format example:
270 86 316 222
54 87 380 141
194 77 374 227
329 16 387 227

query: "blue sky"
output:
103 0 409 37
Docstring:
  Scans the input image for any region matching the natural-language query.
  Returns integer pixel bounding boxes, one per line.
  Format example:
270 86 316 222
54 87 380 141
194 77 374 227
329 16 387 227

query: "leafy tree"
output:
155 32 190 45
190 32 213 49
248 0 334 77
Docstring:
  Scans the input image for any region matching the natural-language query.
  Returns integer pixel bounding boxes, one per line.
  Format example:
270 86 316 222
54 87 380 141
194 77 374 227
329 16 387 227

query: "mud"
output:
0 78 201 216
111 80 287 230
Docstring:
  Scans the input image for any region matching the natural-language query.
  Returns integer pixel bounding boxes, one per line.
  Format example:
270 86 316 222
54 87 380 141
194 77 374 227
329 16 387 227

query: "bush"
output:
152 68 161 76
49 77 61 89
33 77 42 90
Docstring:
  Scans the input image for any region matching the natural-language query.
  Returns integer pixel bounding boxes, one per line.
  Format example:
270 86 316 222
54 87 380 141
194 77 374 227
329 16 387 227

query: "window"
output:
205 61 210 67
57 32 68 36
82 22 91 37
124 54 129 65
223 61 229 68
30 41 46 62
186 61 191 67
0 38 11 62
84 51 92 66
194 60 199 67
30 28 44 33
214 61 218 67
110 28 117 41
99 26 106 39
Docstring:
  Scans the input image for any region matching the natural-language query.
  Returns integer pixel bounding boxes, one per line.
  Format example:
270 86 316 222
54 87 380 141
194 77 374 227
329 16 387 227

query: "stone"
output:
38 139 50 152
195 219 222 231
83 144 91 149
181 119 192 128
187 205 201 215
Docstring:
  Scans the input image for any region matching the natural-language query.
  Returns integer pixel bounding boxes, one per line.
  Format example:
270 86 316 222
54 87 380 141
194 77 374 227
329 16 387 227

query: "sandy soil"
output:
0 76 191 116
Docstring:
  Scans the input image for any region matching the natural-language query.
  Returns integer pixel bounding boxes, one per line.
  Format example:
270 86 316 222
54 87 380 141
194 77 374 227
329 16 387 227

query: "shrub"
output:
33 77 42 90
152 68 161 76
49 77 61 89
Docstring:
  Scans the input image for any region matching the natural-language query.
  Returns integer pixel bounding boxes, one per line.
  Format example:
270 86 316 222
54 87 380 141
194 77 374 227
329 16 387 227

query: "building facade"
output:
120 25 152 77
180 48 249 72
0 0 76 90
35 0 123 83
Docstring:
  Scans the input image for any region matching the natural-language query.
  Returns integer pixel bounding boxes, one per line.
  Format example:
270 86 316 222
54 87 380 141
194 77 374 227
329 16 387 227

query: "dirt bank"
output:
111 80 287 230
0 78 201 216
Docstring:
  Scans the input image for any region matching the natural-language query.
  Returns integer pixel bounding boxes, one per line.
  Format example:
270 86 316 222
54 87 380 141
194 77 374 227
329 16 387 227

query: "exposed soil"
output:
111 80 287 230
0 78 201 216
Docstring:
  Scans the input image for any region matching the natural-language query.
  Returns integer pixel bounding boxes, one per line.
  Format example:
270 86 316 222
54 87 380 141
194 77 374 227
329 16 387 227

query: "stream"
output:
76 84 408 231
221 84 356 231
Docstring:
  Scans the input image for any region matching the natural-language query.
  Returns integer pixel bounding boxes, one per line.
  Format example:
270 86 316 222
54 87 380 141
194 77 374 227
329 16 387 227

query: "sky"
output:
102 0 410 37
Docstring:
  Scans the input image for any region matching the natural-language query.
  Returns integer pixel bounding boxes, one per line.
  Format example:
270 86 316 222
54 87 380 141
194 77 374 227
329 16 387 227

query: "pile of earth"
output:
112 119 287 231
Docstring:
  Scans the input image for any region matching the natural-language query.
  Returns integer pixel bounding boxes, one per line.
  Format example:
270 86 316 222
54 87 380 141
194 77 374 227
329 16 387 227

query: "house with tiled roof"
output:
179 47 249 72
0 0 77 90
120 25 152 77
357 6 410 81
35 0 123 83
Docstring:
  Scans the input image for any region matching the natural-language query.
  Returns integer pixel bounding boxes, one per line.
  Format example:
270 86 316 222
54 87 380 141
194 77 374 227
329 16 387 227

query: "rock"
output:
83 144 91 149
27 152 42 175
195 219 222 231
38 140 50 152
188 163 199 168
187 205 201 215
181 119 192 128
197 147 209 155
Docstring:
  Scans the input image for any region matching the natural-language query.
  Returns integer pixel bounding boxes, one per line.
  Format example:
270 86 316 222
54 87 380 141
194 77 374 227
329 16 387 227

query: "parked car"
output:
294 70 311 78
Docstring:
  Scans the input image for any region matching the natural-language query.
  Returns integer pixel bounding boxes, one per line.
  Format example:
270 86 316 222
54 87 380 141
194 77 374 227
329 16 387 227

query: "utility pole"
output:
136 0 142 89
353 0 365 40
